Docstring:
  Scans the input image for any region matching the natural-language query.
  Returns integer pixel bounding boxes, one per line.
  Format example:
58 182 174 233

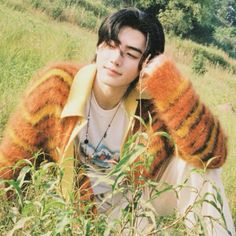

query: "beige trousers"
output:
95 157 235 236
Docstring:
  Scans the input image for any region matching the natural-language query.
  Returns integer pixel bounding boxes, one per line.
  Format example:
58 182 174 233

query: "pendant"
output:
84 139 89 144
103 132 107 138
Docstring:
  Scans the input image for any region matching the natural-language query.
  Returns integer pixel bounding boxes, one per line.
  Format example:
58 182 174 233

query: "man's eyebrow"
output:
114 39 143 54
126 45 143 54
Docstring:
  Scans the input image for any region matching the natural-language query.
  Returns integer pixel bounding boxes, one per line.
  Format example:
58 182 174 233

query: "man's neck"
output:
93 79 128 110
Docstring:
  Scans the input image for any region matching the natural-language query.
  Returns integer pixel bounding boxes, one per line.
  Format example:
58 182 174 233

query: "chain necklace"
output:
83 92 122 159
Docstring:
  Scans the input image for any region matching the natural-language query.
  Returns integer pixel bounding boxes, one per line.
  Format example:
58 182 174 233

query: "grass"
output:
0 1 236 233
0 137 231 235
2 0 113 31
0 2 96 135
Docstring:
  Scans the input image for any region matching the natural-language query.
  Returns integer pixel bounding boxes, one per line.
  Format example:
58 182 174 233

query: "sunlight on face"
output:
96 26 146 89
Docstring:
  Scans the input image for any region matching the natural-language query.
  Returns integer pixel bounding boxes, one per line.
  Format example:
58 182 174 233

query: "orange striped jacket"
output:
0 59 227 193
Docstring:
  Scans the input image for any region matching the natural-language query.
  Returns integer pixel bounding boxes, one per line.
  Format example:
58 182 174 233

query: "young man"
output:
0 8 235 235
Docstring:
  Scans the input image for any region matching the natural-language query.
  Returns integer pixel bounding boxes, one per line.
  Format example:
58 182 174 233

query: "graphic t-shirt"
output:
76 92 129 195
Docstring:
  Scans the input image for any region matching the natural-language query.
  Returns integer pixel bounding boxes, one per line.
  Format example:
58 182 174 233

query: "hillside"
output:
0 1 236 232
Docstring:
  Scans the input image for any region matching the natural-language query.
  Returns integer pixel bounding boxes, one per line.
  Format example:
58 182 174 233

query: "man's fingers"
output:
141 54 167 76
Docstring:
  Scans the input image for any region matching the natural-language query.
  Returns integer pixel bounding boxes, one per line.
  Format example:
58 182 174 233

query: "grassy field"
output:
0 1 236 234
0 2 96 134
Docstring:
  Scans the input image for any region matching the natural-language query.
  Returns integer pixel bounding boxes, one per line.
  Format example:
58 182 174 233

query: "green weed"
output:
0 131 230 235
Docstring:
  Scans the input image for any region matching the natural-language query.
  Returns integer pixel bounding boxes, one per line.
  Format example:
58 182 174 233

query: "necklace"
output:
83 92 122 159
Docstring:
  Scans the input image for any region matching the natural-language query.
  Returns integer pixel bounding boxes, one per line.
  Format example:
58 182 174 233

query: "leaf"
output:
7 216 34 236
153 131 173 142
17 165 31 187
41 232 52 236
4 179 24 207
133 115 147 129
203 199 221 214
14 159 32 169
55 215 70 234
44 200 65 213
151 184 174 199
212 185 223 209
85 220 91 236
112 171 126 191
108 144 146 176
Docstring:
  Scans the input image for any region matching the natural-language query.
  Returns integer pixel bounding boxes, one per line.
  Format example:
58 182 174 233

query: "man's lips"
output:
104 66 122 76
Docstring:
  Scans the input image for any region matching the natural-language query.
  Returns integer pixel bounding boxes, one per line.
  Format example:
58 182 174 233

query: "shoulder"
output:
23 62 86 96
32 62 85 83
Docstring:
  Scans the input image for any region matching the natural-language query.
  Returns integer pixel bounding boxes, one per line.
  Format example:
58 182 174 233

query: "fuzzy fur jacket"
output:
0 59 227 186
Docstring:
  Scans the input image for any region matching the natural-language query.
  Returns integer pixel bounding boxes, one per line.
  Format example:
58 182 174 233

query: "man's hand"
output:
141 54 168 78
138 54 182 102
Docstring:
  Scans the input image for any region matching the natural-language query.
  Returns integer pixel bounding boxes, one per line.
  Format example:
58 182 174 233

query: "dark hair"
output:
97 7 165 70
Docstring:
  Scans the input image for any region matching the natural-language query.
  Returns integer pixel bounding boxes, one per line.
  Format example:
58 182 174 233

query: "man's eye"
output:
126 52 139 59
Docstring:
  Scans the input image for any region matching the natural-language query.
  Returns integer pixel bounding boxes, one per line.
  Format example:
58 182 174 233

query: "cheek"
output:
96 49 108 65
128 62 140 78
125 69 140 84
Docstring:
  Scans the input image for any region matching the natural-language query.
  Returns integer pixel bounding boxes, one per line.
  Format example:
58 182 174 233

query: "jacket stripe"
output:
25 77 70 113
21 104 62 125
158 80 190 112
25 69 73 95
175 102 203 138
187 120 218 160
6 127 35 153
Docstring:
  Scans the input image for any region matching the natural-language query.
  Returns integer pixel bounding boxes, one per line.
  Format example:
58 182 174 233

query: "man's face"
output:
96 26 146 90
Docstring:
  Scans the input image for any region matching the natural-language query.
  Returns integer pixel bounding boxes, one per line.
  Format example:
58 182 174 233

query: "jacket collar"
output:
61 64 96 118
60 64 150 119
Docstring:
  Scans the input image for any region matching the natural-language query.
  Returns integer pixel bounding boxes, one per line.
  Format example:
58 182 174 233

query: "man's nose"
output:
111 47 123 66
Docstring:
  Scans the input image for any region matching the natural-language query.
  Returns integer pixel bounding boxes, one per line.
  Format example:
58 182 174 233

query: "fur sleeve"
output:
140 57 227 169
0 62 81 179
